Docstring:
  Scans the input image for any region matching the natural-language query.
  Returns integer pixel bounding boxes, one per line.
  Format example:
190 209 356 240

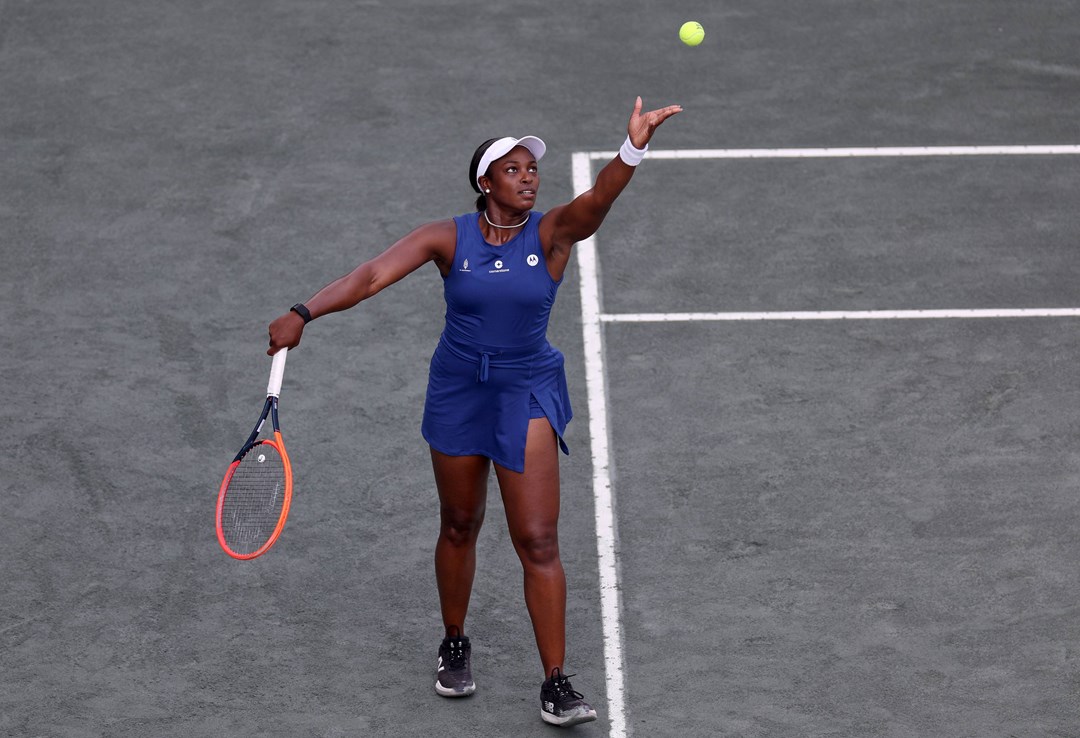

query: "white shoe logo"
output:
438 657 445 672
544 701 555 712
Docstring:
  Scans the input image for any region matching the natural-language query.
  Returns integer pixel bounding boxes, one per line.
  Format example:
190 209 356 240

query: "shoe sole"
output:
435 680 476 697
540 707 597 727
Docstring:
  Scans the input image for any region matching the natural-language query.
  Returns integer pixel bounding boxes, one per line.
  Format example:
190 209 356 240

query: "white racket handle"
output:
267 348 288 398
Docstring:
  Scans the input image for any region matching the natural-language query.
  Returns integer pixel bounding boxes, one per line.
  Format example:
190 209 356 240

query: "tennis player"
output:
268 96 680 727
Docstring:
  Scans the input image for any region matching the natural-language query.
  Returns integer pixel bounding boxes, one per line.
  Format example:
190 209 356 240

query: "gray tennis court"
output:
4 1 1080 736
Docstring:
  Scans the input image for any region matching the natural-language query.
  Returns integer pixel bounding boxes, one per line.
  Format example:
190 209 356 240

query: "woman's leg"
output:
431 448 491 635
493 417 566 675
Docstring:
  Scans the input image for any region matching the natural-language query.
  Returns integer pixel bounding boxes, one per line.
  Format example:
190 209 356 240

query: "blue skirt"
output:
421 333 572 473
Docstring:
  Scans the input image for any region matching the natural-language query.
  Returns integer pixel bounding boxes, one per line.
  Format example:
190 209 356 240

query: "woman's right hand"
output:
267 311 305 355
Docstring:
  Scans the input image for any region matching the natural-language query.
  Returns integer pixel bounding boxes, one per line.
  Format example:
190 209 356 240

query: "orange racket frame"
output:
216 350 293 560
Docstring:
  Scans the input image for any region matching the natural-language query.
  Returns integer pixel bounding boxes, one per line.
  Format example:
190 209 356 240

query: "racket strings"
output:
220 441 287 555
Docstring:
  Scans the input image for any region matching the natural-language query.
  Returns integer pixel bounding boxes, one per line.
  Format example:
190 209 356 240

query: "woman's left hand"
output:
627 96 683 149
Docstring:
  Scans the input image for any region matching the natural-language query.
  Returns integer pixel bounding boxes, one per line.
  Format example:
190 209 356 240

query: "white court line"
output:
572 152 628 738
572 145 1080 738
587 144 1080 160
603 308 1080 322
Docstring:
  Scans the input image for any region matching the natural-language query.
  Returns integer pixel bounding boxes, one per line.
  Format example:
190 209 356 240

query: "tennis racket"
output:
216 349 293 560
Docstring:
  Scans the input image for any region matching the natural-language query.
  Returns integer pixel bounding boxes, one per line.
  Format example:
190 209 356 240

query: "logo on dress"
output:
495 260 503 269
460 258 471 272
489 259 509 274
527 254 539 267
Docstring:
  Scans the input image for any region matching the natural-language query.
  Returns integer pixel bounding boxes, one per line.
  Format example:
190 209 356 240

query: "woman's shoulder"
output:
392 218 458 268
407 217 458 242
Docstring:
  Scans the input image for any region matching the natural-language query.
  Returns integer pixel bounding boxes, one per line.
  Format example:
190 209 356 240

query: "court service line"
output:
572 152 628 738
587 144 1080 160
602 308 1080 323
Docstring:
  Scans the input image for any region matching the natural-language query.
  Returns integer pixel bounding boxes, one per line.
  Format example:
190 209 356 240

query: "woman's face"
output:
482 145 539 210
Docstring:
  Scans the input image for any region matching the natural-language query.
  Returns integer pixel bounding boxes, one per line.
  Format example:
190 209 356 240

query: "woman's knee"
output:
513 527 561 567
440 506 485 547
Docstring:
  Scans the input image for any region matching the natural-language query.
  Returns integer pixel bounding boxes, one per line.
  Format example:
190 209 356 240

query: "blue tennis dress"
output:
421 211 572 473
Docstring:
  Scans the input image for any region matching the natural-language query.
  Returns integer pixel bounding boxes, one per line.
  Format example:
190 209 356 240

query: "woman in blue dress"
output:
267 97 680 727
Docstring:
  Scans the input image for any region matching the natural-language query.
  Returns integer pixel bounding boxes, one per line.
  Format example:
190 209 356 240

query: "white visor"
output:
475 135 546 192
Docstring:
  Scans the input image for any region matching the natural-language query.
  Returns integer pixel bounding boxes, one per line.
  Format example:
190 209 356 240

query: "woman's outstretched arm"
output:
267 219 456 354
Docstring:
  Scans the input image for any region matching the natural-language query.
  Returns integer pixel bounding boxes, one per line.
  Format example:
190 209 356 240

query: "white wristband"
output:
619 136 648 166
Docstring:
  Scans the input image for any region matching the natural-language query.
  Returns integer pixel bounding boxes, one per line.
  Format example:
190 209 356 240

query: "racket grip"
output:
267 348 288 397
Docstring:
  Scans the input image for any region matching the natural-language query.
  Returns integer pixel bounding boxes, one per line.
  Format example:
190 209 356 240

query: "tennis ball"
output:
679 21 705 47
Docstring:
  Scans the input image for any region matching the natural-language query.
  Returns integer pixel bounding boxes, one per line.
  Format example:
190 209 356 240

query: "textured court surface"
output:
3 1 1080 736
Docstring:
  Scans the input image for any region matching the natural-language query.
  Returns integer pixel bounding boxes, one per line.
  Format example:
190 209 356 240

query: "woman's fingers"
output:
628 100 683 147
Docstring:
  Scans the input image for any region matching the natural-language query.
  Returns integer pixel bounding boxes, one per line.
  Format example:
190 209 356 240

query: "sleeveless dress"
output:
421 211 572 473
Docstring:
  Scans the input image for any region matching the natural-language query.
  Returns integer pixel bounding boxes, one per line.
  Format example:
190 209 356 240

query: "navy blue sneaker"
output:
540 668 597 726
435 630 475 697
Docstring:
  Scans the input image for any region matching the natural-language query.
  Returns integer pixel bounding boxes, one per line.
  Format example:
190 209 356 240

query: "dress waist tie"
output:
438 331 550 385
478 351 496 383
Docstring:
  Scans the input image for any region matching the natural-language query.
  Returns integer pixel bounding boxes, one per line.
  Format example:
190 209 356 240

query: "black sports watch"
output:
290 303 313 324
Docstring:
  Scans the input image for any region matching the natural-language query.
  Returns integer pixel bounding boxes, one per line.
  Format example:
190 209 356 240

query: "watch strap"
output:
290 303 313 324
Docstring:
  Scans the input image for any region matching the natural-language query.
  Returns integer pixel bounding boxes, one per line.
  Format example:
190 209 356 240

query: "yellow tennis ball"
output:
679 21 704 47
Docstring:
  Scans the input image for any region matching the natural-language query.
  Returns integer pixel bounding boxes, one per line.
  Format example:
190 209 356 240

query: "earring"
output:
485 189 490 193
